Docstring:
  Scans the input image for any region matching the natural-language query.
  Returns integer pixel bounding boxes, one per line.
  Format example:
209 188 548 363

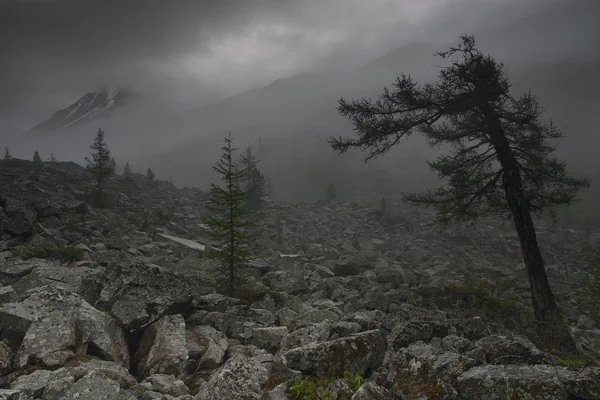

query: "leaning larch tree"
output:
329 35 589 353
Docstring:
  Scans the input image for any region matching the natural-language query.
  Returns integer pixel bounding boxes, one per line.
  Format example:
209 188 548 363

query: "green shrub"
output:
344 371 363 392
287 376 335 400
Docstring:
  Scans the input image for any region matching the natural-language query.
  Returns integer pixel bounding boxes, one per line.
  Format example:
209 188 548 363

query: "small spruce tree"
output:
124 162 132 177
33 151 42 166
3 145 12 160
85 128 115 205
146 168 155 181
49 153 57 162
327 183 337 202
202 133 255 296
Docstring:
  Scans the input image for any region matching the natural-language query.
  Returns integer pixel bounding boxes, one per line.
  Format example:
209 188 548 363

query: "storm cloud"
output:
1 0 598 124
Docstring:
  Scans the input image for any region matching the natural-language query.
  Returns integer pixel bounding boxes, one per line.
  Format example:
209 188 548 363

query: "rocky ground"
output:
1 158 599 400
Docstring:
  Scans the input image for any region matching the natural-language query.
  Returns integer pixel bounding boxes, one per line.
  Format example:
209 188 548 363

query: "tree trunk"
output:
487 111 576 354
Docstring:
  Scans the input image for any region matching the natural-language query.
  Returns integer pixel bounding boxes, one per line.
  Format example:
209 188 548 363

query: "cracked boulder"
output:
194 354 269 400
137 314 189 378
283 329 387 379
0 286 129 369
92 262 210 332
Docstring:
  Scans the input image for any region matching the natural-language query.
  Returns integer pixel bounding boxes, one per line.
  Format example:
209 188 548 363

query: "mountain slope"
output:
30 87 131 133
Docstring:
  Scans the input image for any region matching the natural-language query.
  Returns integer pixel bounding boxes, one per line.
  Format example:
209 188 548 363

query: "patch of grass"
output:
13 245 85 263
287 376 336 400
555 351 600 368
441 277 524 322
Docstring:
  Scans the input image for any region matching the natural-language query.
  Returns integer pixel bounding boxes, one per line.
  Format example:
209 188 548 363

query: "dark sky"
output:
0 0 598 125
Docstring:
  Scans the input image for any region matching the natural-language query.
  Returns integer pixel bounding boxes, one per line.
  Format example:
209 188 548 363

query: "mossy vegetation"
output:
13 245 85 262
287 372 364 400
555 351 600 367
436 277 526 327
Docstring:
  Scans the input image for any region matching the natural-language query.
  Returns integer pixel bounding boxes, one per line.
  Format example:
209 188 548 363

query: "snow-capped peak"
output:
30 87 132 133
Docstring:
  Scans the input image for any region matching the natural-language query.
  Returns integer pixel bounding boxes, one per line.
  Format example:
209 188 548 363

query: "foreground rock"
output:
457 365 600 400
137 314 189 378
93 262 211 332
0 286 129 369
283 330 387 379
194 354 269 400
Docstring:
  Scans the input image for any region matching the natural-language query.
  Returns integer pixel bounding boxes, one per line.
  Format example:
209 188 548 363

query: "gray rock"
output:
0 342 13 376
251 327 289 354
66 370 121 400
283 330 387 379
391 320 449 350
0 390 20 400
65 358 137 388
197 339 226 370
466 335 555 365
194 354 269 400
185 326 228 361
0 286 16 305
457 365 600 400
0 286 130 369
137 314 189 378
15 309 77 369
95 262 208 332
43 375 75 400
326 378 354 400
9 369 52 399
143 374 190 397
0 197 37 236
351 382 394 400
280 321 331 351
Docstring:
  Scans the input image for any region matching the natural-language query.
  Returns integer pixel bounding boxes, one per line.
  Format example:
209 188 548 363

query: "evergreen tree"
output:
3 145 11 160
146 168 155 181
329 35 589 353
240 145 259 188
247 164 267 210
202 133 255 296
124 162 132 177
49 153 57 162
33 151 42 166
85 128 115 205
327 183 337 202
266 173 274 199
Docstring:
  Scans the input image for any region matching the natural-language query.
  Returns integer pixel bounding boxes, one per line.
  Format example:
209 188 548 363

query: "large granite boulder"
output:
0 286 129 369
194 354 269 400
137 314 189 378
283 330 387 379
92 262 211 332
